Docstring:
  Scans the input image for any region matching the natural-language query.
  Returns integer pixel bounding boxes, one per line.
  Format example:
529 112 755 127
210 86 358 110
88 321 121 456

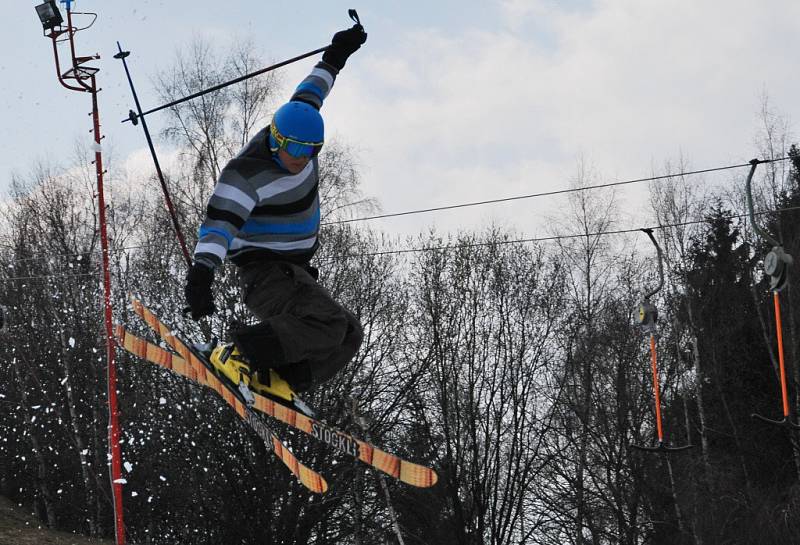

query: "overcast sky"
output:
2 0 798 241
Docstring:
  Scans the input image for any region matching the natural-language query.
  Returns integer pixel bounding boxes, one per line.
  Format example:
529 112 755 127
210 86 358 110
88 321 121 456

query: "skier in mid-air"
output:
184 23 367 396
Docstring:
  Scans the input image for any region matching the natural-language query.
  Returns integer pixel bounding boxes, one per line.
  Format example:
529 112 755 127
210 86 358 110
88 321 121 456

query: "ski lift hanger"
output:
631 228 693 453
745 159 800 430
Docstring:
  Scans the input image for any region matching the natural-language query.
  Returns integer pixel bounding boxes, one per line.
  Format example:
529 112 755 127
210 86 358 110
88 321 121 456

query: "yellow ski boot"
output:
209 343 252 387
250 369 295 403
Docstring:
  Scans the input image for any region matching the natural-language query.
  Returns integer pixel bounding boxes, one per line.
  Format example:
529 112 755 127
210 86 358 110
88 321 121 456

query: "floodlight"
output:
35 1 64 31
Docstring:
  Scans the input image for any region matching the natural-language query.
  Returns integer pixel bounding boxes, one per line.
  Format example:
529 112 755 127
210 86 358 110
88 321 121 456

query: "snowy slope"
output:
0 496 113 545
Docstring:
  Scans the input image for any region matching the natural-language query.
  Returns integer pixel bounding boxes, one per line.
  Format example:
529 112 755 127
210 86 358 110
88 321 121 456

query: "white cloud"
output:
323 0 800 237
107 0 799 240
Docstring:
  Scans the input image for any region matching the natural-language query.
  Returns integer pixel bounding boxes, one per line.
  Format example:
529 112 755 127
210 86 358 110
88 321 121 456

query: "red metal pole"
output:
91 80 125 545
44 6 126 544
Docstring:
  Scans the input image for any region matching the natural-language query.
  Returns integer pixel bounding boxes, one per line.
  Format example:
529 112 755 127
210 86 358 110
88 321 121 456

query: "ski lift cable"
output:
322 156 793 226
3 201 800 268
0 239 182 264
317 202 800 261
3 156 796 265
0 271 100 283
2 250 99 265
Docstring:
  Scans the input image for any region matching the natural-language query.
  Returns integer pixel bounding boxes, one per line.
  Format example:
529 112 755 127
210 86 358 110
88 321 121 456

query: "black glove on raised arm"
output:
322 24 368 71
185 263 216 320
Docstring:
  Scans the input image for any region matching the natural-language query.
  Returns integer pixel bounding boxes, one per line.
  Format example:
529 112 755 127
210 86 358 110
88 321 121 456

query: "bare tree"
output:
396 228 565 545
545 159 621 545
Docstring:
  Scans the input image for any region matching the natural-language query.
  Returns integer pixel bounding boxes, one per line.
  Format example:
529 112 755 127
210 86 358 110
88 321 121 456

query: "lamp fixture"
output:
35 1 64 32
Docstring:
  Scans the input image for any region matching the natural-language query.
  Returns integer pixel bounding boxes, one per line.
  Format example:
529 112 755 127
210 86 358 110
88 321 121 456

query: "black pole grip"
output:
348 9 361 26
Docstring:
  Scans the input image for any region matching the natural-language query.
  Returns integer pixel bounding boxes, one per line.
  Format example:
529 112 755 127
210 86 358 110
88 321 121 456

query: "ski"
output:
114 323 329 494
128 295 439 489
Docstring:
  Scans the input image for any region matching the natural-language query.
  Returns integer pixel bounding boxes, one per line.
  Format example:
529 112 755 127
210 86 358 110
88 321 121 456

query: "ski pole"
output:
114 42 193 269
120 9 363 125
120 46 327 125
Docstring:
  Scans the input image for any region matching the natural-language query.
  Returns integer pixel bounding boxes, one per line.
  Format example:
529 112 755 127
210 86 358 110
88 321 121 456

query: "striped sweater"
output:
193 61 338 270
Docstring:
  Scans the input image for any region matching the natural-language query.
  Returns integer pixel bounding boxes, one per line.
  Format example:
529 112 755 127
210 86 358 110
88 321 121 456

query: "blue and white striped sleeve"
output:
193 167 259 269
290 61 338 110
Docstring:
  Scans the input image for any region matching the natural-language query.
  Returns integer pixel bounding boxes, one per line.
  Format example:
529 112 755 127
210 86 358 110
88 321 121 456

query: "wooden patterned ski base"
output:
127 296 439 489
115 324 328 494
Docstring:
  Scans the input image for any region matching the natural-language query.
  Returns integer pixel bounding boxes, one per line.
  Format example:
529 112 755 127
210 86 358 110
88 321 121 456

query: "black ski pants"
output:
235 261 363 388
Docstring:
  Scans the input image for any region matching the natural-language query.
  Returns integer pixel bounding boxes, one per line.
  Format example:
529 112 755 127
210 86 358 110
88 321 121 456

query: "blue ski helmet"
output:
269 101 324 158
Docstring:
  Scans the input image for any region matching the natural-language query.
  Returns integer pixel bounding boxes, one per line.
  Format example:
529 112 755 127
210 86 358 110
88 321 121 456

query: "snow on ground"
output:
0 495 113 545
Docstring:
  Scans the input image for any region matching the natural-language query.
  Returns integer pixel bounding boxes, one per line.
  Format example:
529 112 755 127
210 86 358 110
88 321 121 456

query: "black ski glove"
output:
185 263 216 320
322 24 368 71
303 264 320 281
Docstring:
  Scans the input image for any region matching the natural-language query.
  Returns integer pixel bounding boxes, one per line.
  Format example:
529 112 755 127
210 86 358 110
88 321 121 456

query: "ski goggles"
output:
270 125 324 159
